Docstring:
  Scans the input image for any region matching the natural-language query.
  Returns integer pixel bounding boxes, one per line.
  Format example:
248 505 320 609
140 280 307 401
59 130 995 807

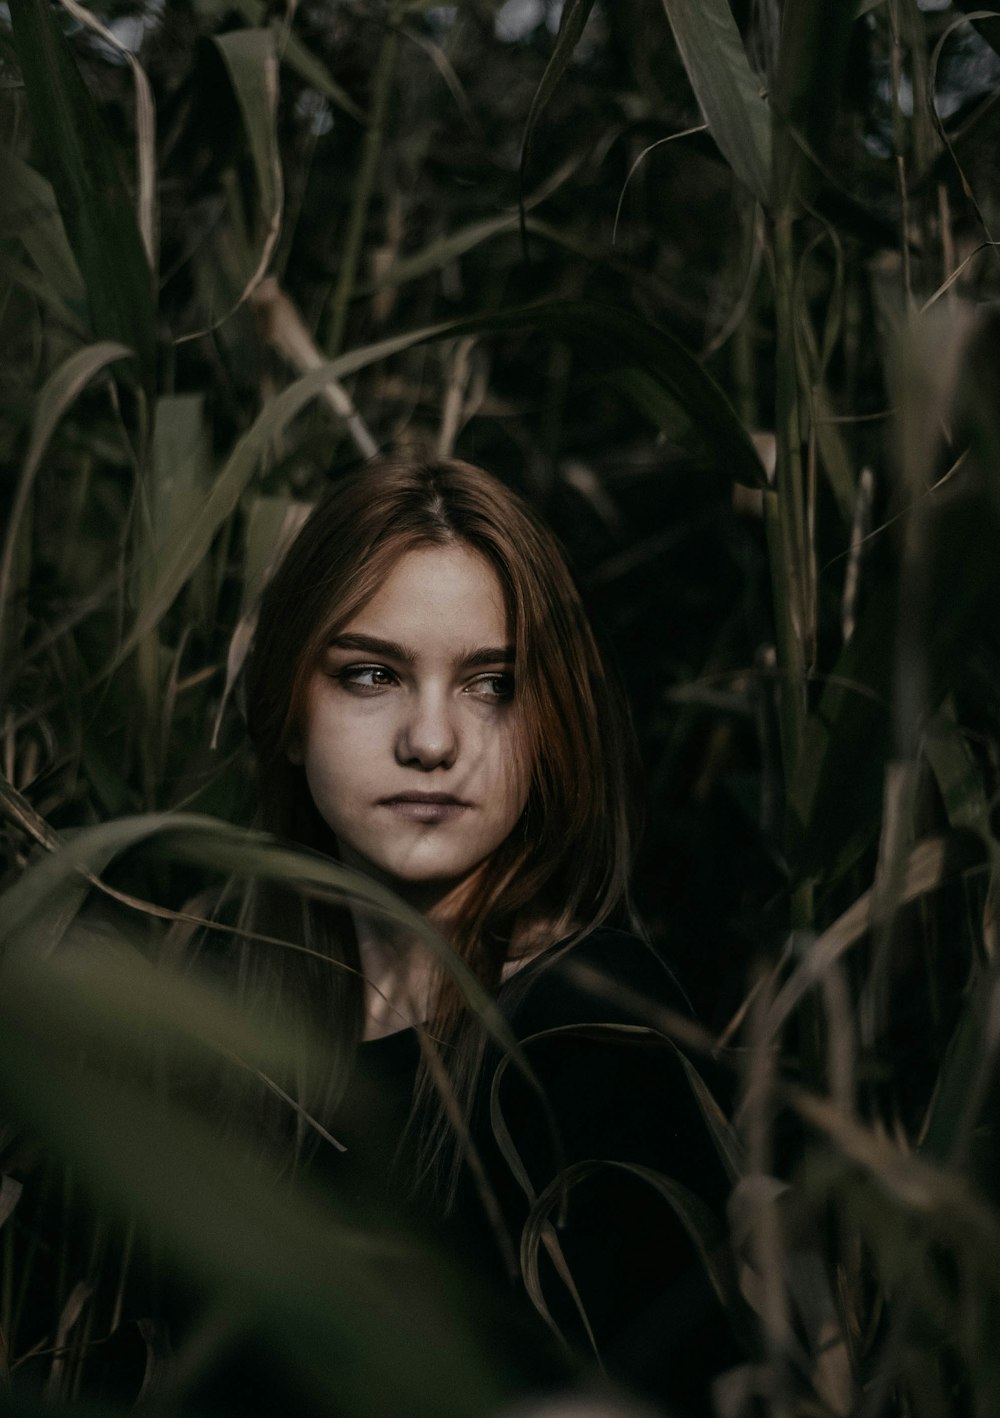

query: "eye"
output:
467 672 515 702
337 664 397 692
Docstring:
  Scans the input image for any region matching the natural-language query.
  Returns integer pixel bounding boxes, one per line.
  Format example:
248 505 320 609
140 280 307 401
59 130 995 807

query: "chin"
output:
370 852 492 904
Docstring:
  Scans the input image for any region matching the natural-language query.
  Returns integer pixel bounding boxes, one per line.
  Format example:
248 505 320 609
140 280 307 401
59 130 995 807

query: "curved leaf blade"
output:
0 150 85 307
519 0 596 188
211 28 283 309
658 0 771 203
0 341 134 676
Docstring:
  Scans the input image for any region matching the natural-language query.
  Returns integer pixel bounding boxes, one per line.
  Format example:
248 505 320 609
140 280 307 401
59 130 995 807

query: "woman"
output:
241 455 734 1413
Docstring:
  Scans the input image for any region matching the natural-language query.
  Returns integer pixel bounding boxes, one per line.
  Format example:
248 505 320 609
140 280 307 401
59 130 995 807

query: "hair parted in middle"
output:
241 453 638 1200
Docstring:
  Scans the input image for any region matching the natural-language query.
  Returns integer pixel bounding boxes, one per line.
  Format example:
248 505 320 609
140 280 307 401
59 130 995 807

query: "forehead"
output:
343 542 510 646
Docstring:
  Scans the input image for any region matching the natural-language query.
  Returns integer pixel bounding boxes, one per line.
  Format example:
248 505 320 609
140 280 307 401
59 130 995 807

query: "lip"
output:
377 791 473 823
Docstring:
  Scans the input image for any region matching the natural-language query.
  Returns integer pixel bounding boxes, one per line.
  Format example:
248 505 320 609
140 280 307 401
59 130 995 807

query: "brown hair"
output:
243 454 637 1200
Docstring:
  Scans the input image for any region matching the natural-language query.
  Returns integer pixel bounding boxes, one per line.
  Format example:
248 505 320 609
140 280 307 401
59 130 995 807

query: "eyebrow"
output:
327 633 515 668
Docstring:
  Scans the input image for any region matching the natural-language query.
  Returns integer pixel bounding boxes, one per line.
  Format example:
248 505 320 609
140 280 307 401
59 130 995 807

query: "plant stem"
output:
767 211 809 792
325 4 402 357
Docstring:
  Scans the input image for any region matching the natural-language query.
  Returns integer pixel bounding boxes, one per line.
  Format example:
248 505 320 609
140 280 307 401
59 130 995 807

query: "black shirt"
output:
320 928 737 1414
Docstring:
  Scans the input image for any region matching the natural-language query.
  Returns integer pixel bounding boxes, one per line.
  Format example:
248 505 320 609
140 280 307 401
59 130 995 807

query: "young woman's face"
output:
291 542 530 908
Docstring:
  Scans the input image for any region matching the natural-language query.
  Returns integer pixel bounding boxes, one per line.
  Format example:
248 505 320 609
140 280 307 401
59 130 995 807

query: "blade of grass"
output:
0 991 500 1418
791 1086 1000 1258
0 341 134 683
518 0 596 247
211 28 283 312
772 0 855 213
766 834 985 1039
222 0 367 123
324 0 403 355
658 0 771 203
0 150 85 308
57 0 157 271
0 811 523 1062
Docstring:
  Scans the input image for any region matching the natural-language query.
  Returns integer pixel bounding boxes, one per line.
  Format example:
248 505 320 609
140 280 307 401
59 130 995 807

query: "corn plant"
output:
1 0 1000 1414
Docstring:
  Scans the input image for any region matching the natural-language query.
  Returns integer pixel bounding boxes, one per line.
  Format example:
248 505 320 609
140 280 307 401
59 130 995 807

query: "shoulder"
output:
487 929 729 1204
498 926 694 1041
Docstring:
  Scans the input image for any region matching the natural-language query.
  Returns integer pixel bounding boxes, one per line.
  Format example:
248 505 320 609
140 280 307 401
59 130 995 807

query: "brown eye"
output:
339 665 396 690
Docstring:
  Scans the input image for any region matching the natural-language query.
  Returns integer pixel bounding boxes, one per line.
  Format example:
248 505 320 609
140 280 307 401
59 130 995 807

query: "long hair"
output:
242 454 638 1200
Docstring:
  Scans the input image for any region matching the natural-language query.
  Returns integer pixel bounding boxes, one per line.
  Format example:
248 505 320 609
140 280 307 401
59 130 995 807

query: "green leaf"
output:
791 306 1000 886
58 0 158 269
149 395 213 552
789 489 1000 886
196 0 367 122
0 812 520 1059
0 959 502 1418
0 150 85 308
0 341 134 677
519 0 596 187
919 976 998 1176
522 302 764 488
211 28 284 310
658 0 771 204
8 0 156 388
211 494 313 747
811 383 857 525
772 0 856 211
364 213 521 294
119 298 761 659
138 394 216 646
923 707 996 850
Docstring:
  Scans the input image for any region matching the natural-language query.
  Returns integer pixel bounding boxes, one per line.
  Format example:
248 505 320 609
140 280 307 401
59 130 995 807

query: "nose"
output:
395 687 458 770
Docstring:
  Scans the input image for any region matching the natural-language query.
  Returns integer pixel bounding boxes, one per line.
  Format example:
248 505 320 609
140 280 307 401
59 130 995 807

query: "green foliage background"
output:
2 0 1000 1413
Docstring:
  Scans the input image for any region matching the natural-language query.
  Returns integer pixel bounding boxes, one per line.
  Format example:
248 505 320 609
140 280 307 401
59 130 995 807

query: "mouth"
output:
380 792 472 805
377 792 473 822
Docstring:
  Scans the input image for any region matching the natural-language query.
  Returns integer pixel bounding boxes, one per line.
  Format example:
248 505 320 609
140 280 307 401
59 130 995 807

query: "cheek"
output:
298 704 378 809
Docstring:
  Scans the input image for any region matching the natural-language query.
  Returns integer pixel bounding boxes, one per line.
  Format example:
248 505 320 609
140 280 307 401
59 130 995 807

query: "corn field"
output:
2 0 1000 1413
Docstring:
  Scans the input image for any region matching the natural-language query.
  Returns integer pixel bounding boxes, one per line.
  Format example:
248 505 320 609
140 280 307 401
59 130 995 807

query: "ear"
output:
286 732 304 766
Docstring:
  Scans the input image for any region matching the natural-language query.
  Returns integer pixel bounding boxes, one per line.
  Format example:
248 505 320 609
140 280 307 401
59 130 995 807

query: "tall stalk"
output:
767 213 810 837
325 3 403 357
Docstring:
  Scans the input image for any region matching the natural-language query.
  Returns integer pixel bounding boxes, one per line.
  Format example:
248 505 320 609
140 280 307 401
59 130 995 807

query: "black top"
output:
317 928 737 1414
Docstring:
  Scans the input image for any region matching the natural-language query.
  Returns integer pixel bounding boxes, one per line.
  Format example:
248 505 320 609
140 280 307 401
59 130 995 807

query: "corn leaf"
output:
0 812 521 1059
211 28 283 310
58 0 158 269
658 0 771 203
772 0 856 210
519 0 596 188
767 835 984 1039
0 975 500 1418
918 972 999 1176
119 299 763 659
0 150 85 308
196 0 366 122
0 341 134 676
8 0 156 388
